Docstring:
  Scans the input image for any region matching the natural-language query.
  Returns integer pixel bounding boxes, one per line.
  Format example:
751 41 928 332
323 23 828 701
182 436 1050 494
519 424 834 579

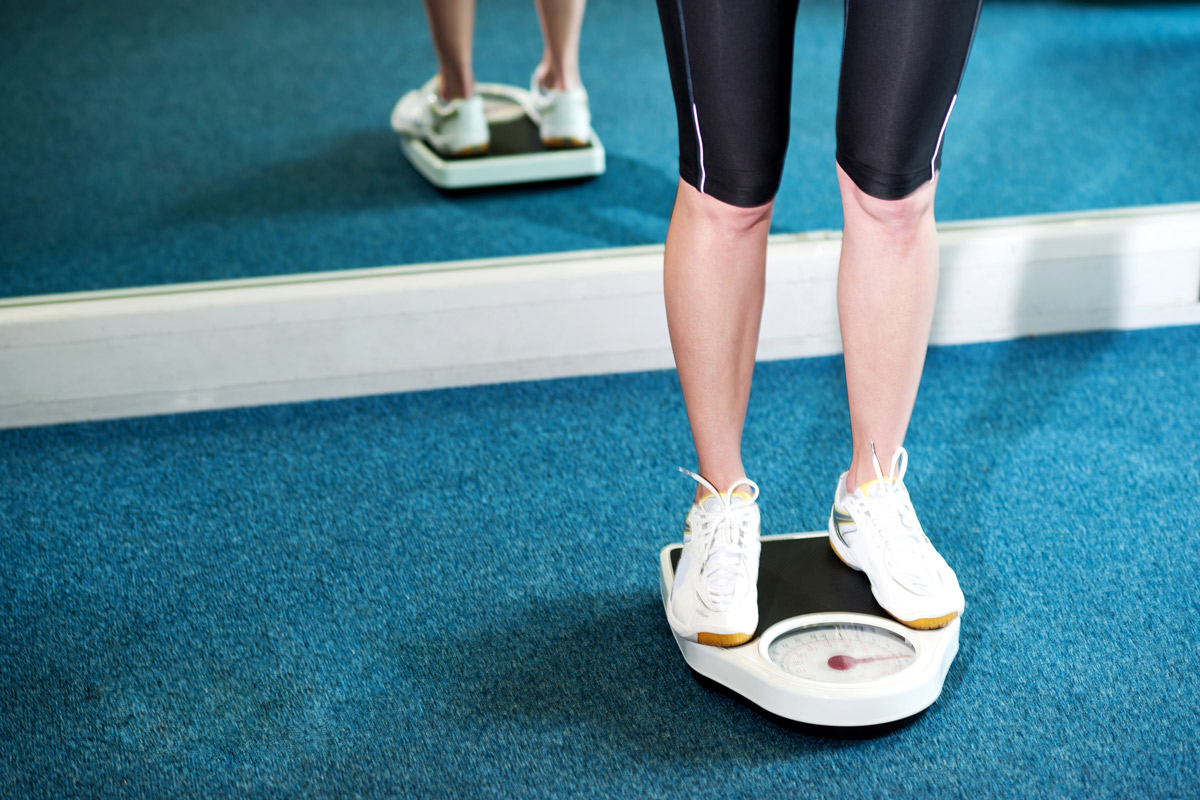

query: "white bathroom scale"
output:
659 532 960 735
395 82 605 190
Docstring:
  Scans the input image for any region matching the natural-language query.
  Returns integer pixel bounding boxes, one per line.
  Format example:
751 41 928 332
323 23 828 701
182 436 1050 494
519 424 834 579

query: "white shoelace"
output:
845 445 941 595
679 468 760 608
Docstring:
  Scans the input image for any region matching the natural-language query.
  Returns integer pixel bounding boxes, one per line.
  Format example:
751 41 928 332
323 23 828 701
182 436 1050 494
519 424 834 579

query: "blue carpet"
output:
2 0 1199 297
3 325 1199 797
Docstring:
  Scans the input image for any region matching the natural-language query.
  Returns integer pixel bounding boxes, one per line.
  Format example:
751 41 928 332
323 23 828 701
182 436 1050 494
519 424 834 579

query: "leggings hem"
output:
836 151 936 201
679 163 782 209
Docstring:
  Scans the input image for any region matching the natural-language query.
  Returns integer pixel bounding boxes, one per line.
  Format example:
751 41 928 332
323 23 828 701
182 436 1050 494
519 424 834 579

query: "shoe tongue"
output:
857 478 900 500
699 490 753 512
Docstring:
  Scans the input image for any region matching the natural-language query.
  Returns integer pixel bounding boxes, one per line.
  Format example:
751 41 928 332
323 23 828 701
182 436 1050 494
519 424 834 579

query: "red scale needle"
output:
827 653 913 671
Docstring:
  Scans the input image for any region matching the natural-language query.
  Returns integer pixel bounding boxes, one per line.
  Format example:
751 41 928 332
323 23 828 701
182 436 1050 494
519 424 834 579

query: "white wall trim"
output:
2 203 1199 428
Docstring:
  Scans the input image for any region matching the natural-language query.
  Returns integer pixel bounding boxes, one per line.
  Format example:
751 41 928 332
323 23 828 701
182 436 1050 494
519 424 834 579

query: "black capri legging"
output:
657 0 983 207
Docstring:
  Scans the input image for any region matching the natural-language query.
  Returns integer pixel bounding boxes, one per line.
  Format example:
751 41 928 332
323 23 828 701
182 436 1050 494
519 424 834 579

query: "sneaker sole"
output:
898 610 959 630
696 631 753 647
827 522 959 631
444 143 490 158
541 136 589 149
665 596 756 648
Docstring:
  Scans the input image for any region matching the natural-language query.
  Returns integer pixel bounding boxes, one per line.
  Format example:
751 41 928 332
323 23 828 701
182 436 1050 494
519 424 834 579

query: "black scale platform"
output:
444 113 592 160
669 534 891 639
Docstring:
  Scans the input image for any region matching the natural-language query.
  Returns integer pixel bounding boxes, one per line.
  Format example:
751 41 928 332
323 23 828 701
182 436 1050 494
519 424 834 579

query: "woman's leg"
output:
665 181 773 501
657 0 800 494
656 0 798 646
827 0 980 629
838 167 939 490
532 0 586 91
661 180 772 645
834 0 981 489
422 0 476 100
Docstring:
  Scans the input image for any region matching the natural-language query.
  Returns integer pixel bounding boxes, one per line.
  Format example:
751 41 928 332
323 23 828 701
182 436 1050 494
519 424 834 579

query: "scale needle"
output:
827 654 914 671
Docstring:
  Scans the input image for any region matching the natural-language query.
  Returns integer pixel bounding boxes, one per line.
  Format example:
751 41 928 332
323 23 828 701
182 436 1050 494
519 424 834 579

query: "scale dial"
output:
765 622 917 684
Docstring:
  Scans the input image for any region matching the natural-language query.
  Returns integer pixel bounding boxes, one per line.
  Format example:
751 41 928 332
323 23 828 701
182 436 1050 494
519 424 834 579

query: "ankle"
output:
845 461 862 494
437 72 474 102
692 475 750 505
847 441 908 492
535 62 581 92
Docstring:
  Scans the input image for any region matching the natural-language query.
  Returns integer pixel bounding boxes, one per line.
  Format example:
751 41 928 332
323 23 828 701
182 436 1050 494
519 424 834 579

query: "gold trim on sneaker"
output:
698 631 753 647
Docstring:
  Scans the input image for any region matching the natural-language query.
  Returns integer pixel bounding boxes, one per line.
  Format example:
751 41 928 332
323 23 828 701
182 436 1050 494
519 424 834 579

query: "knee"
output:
839 166 936 234
678 180 774 238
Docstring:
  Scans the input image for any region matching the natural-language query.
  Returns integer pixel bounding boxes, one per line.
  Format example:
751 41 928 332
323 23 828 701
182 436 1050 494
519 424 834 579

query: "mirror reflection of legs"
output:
391 0 603 189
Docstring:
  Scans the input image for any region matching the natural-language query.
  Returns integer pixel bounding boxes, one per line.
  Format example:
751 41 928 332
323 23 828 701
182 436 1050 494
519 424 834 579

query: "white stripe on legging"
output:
674 0 706 194
932 94 957 181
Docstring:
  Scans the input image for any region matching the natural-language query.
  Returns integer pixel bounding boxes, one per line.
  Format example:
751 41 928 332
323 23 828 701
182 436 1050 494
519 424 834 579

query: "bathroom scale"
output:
659 532 960 733
393 82 605 190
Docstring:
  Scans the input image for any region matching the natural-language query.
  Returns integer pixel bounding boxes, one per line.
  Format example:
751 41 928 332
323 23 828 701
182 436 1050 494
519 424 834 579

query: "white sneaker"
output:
525 71 591 148
390 76 490 158
667 469 761 647
828 446 964 629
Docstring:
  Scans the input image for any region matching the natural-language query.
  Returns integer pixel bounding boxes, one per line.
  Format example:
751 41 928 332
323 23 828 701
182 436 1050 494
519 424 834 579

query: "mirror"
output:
2 0 1197 301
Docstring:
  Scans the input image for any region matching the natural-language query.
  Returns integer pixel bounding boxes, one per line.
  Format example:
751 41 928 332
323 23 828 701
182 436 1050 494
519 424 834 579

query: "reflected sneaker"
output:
390 76 490 157
667 469 761 647
525 70 591 148
828 446 964 629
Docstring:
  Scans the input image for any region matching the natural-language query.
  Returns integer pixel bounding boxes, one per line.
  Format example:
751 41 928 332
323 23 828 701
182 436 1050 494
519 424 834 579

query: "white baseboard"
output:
2 203 1199 429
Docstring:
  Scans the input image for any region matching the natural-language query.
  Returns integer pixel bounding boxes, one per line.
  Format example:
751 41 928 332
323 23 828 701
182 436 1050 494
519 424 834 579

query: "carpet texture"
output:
3 325 1199 797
